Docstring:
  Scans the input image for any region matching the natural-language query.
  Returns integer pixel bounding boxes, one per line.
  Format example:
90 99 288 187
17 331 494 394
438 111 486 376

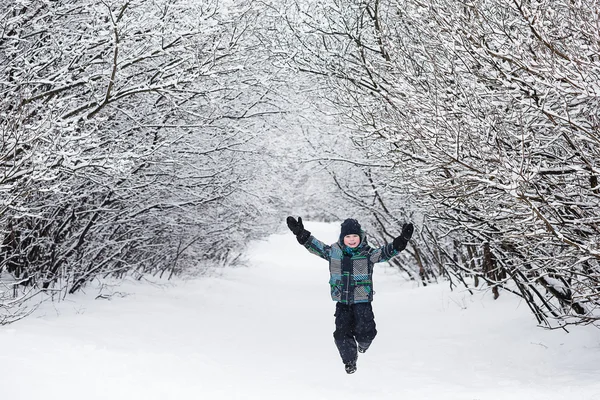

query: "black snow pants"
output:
333 302 377 364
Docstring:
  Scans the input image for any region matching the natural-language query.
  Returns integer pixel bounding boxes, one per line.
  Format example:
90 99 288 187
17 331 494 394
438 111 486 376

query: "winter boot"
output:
357 342 370 354
344 359 357 374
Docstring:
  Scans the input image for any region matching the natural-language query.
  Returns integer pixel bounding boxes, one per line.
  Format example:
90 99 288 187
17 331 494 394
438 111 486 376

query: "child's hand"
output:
401 223 414 240
393 222 414 251
286 216 304 236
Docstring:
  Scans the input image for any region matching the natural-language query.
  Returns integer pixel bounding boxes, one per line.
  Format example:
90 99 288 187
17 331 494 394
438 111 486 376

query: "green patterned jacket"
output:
302 230 398 304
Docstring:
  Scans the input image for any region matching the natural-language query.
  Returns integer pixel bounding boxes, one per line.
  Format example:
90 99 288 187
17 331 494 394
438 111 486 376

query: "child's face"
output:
343 234 360 248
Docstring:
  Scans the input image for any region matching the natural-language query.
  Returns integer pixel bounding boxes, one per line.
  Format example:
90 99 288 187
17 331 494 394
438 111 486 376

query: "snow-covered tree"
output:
279 0 600 328
0 0 294 322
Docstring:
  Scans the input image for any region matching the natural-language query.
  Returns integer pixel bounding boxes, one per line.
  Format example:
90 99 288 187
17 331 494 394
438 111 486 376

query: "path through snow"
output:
1 221 600 399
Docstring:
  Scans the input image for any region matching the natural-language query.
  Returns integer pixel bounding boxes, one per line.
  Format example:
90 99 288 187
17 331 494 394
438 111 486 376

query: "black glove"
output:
286 216 304 235
393 223 414 251
286 216 311 244
401 223 414 240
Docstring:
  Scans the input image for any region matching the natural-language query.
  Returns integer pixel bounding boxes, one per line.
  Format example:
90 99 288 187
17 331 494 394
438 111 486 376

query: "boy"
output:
286 216 414 374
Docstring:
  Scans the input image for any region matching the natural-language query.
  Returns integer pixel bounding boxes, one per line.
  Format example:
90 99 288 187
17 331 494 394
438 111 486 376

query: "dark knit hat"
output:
340 218 361 237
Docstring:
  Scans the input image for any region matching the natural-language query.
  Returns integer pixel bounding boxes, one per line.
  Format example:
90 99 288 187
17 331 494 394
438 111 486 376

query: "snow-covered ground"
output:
1 221 600 400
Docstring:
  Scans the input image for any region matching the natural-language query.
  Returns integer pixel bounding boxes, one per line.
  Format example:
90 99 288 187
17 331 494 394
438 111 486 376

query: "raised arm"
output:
302 235 332 261
286 216 331 261
369 223 414 263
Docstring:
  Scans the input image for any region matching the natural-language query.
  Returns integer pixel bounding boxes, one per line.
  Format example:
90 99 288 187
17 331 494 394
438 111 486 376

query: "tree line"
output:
278 0 600 329
0 0 292 323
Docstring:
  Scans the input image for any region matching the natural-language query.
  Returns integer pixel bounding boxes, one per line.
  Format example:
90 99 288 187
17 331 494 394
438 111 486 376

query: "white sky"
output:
1 221 600 400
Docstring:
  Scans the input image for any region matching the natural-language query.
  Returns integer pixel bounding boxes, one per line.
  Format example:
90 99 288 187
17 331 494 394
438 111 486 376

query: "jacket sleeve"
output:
368 243 398 264
302 235 332 261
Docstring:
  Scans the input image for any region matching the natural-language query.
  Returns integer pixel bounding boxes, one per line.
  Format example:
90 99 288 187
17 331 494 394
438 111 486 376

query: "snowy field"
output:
1 221 600 400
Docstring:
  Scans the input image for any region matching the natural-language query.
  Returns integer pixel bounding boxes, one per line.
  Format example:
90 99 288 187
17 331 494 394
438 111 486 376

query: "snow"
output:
2 221 600 400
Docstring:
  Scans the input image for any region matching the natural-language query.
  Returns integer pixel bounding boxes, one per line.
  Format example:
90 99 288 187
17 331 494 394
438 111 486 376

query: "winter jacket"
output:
302 230 398 304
